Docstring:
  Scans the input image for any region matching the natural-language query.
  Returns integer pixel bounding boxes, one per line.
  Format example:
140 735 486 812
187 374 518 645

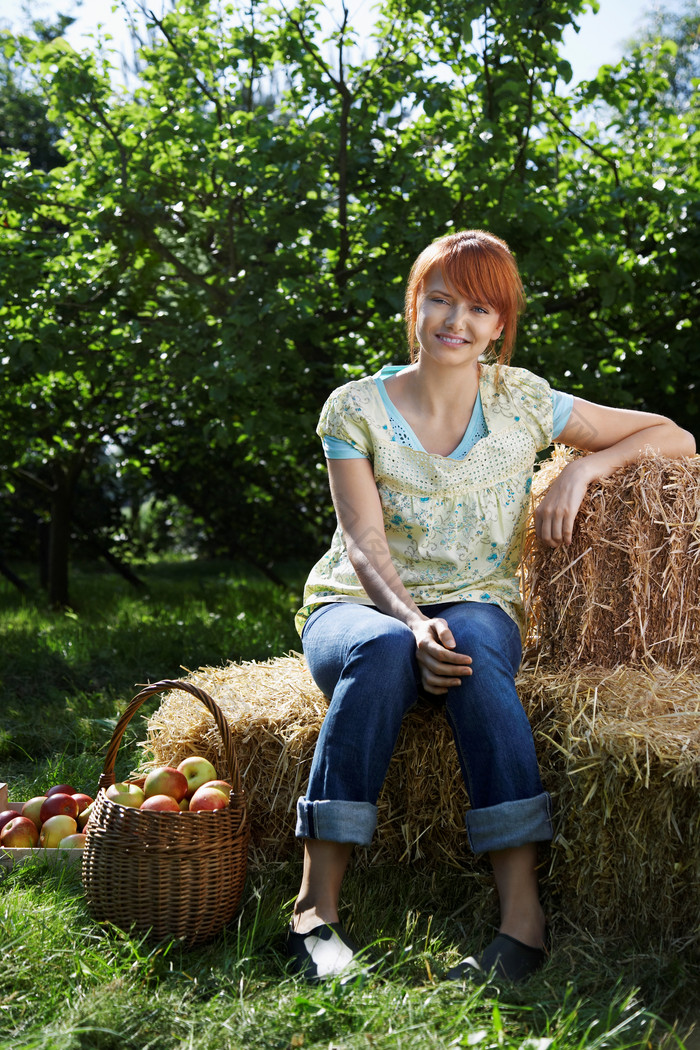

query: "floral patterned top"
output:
295 364 555 639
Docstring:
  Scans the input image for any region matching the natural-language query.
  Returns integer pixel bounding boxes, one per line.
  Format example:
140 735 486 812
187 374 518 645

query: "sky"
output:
0 0 677 84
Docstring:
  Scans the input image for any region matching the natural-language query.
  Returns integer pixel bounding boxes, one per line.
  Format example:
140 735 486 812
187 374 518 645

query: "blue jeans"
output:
297 601 552 854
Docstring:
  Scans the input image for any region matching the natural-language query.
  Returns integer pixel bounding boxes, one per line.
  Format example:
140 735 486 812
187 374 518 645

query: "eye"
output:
430 296 450 305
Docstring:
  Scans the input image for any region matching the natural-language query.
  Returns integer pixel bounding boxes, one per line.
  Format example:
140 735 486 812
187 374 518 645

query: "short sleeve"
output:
552 390 574 439
494 366 555 453
316 382 374 459
322 434 368 459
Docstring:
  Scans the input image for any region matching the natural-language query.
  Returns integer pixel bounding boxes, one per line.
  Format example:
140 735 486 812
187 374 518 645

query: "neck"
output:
408 356 481 413
384 357 483 457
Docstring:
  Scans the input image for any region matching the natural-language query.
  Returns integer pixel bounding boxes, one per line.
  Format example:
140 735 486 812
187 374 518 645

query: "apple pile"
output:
0 757 230 853
104 756 232 815
0 783 95 851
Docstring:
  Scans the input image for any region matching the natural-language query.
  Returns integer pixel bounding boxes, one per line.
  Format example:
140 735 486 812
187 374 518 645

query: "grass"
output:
0 558 303 789
1 558 698 1050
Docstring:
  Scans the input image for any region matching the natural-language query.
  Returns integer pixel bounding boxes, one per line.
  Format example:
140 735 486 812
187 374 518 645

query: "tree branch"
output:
542 99 621 189
279 1 340 87
148 9 224 125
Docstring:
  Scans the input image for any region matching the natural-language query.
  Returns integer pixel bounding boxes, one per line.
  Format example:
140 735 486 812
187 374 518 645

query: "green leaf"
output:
557 58 573 84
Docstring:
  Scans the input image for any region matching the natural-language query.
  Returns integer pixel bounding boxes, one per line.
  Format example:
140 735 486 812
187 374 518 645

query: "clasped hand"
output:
411 617 472 695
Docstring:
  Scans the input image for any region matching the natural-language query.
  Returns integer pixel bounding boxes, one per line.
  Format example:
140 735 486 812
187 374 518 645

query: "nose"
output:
446 301 468 330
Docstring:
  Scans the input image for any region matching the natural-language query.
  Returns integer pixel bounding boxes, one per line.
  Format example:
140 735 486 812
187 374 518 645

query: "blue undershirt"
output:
323 365 574 460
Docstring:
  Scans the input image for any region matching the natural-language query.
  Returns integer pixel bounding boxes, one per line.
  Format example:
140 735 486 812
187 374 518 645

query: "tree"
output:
0 0 697 606
515 29 700 428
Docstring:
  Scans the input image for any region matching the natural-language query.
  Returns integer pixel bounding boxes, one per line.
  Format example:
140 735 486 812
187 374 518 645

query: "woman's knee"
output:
442 602 521 673
341 619 420 719
303 603 419 700
351 617 416 670
441 605 525 729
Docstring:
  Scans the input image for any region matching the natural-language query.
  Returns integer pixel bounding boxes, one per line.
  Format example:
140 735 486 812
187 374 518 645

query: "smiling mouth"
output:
437 334 469 346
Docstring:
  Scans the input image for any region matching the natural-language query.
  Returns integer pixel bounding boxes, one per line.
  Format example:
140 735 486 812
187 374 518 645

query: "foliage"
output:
0 11 72 170
633 0 700 111
0 0 698 604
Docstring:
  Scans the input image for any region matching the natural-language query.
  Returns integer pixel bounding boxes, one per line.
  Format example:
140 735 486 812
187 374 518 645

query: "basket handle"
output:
97 679 243 800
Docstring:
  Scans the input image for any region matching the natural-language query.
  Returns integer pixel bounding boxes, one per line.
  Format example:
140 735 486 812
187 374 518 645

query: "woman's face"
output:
415 270 504 366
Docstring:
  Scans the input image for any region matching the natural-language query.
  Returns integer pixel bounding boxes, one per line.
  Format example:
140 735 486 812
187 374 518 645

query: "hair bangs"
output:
440 241 512 318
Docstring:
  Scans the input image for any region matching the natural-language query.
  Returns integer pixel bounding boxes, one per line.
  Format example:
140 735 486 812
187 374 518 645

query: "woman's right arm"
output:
327 457 472 694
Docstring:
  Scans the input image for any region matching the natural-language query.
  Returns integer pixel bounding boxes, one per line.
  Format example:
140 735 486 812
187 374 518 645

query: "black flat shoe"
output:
286 922 361 982
445 932 546 985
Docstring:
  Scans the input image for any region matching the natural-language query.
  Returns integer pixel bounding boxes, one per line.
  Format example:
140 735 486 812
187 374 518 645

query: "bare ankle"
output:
498 904 546 949
291 839 352 935
291 905 339 934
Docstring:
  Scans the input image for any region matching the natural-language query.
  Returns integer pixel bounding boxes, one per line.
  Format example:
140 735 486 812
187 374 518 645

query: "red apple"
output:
1 816 40 848
140 794 181 813
58 833 87 849
46 783 78 797
71 793 94 814
203 780 232 795
40 814 77 847
40 793 80 824
189 785 229 812
143 766 188 802
0 811 18 834
105 782 145 808
177 755 218 799
22 796 47 830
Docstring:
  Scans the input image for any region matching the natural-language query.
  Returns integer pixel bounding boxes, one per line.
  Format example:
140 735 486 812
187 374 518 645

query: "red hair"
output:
404 230 525 365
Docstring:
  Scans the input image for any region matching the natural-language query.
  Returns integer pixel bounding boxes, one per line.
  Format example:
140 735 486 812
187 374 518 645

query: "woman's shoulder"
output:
480 363 554 448
481 362 548 386
481 363 552 401
327 372 379 396
317 371 389 449
322 370 390 413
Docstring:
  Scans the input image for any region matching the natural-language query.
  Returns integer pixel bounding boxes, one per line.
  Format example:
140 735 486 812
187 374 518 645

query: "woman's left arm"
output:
536 398 696 547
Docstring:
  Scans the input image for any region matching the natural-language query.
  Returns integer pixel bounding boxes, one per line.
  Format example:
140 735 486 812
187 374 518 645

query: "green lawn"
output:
1 559 697 1050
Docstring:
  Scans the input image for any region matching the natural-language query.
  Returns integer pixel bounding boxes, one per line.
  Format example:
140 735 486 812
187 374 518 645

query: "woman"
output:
285 230 695 983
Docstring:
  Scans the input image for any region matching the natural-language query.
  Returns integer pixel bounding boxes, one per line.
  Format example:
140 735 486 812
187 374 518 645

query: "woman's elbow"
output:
651 416 696 458
674 425 697 457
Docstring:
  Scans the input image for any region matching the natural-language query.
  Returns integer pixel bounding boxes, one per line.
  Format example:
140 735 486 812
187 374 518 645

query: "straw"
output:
142 654 700 944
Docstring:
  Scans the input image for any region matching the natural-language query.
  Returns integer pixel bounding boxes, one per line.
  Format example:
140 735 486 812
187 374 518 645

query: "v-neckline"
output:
374 366 488 459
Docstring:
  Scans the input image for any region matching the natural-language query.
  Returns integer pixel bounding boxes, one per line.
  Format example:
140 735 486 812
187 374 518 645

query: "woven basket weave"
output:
82 679 249 947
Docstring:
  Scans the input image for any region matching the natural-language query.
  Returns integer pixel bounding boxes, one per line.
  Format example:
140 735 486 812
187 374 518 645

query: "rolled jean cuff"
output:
295 797 377 846
465 791 553 854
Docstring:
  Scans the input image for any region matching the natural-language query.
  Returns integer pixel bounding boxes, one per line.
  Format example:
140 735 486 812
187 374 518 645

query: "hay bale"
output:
523 451 700 669
142 653 700 946
522 661 700 945
139 454 700 944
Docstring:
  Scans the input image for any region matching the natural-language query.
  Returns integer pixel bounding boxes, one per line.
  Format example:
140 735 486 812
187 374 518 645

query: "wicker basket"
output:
82 679 249 947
